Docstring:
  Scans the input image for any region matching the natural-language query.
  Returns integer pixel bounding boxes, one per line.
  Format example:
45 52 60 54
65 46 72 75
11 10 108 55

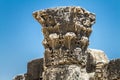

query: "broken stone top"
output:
33 6 95 28
33 6 96 68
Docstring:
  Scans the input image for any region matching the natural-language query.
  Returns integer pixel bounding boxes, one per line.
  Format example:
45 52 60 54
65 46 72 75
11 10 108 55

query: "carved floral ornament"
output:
14 6 120 80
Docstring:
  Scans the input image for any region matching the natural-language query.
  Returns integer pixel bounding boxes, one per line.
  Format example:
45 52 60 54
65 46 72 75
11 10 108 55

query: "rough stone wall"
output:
106 59 120 80
13 58 43 80
13 6 120 80
27 58 43 80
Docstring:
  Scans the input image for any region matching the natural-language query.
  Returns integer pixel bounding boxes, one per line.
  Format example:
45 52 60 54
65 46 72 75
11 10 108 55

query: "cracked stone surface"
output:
13 6 120 80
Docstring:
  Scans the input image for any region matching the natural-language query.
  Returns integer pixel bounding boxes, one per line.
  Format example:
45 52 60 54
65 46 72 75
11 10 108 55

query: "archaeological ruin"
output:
13 6 120 80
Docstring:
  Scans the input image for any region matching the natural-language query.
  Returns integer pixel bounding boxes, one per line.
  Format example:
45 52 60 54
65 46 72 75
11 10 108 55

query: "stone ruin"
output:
13 6 120 80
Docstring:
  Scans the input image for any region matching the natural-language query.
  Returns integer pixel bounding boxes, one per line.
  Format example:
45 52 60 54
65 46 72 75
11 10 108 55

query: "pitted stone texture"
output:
33 6 95 29
33 6 95 68
33 6 96 80
106 59 120 80
44 48 88 67
43 65 89 80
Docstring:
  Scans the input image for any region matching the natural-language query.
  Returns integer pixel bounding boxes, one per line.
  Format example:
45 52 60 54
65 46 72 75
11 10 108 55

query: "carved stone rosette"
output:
33 6 95 80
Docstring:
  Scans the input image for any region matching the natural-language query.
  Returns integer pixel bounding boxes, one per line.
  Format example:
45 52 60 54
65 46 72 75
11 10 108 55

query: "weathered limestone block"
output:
43 65 90 80
87 49 109 64
27 58 43 80
106 59 120 80
33 6 95 66
86 49 109 80
44 48 88 67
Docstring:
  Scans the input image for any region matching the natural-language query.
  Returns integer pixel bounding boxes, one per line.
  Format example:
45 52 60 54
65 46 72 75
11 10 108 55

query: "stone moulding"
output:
13 6 120 80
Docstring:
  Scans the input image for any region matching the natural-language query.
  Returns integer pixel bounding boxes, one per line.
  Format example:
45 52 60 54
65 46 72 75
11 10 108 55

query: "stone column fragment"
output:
33 6 95 80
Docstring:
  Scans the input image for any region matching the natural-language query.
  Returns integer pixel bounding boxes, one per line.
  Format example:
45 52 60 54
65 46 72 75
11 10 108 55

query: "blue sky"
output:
0 0 120 80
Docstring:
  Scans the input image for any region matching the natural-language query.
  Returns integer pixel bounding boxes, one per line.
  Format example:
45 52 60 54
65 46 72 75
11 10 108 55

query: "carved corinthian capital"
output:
33 6 96 80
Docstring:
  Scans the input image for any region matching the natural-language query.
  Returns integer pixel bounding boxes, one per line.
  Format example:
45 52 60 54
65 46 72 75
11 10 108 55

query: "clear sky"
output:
0 0 120 80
